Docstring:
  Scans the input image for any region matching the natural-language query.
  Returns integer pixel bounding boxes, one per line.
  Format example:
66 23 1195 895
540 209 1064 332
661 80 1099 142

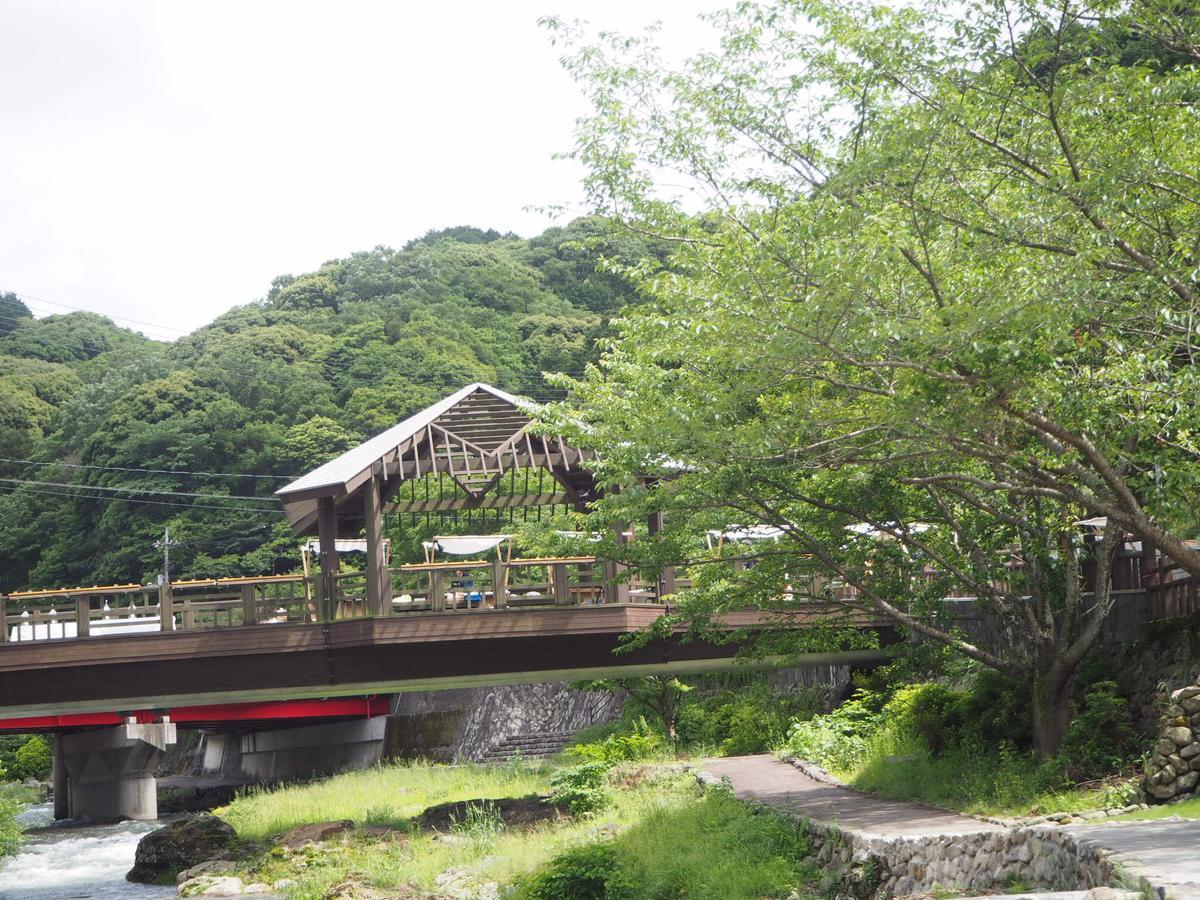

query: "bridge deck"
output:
0 604 891 718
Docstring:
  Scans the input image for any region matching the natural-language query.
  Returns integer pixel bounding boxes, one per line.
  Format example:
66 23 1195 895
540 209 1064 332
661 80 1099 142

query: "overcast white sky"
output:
0 1 720 339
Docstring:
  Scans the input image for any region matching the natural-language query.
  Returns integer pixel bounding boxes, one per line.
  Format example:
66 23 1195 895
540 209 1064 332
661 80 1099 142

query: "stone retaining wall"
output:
793 820 1121 897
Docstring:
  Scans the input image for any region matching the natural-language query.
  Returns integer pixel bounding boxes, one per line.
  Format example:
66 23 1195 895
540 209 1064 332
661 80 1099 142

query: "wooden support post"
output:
74 596 89 638
241 584 256 626
158 581 173 632
0 596 6 643
552 563 569 605
647 511 676 600
605 522 631 604
430 570 445 612
365 473 384 617
316 497 341 623
492 560 507 609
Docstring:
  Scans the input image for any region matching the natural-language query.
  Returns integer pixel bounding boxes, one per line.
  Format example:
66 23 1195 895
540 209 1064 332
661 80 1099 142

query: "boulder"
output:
127 814 238 884
1149 781 1177 800
417 795 568 831
279 820 355 849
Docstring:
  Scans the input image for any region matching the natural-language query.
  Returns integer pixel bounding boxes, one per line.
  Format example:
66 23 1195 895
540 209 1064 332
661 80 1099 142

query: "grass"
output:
218 761 820 899
817 732 1136 819
513 789 819 900
1111 795 1200 821
219 759 553 840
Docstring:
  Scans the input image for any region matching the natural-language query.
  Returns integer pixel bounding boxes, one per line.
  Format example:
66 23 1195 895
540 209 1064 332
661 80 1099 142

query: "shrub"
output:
548 763 611 815
780 690 880 769
11 737 51 781
1060 680 1137 781
566 720 664 765
520 842 631 900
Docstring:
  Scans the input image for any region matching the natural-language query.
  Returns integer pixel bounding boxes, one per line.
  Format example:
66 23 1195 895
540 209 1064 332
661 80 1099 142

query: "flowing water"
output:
0 804 175 899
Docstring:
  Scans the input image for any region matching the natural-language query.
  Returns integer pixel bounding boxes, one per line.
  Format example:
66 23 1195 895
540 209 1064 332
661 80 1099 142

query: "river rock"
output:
1178 771 1200 792
178 860 239 884
1172 686 1200 702
1181 742 1200 759
1165 726 1193 746
178 875 244 897
1157 738 1177 756
128 814 238 884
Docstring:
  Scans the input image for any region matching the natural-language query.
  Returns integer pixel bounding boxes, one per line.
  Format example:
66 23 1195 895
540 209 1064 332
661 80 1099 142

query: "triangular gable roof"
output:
277 383 524 501
277 382 595 534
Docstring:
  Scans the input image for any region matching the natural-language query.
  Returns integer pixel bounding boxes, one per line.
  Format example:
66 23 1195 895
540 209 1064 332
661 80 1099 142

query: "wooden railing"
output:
0 555 670 644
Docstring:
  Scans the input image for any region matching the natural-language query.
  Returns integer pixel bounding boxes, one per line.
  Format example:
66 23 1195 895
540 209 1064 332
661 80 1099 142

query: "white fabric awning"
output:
302 539 389 555
708 526 790 543
424 535 512 556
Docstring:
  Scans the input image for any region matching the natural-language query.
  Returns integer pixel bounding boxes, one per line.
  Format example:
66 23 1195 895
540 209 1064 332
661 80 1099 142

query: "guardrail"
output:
0 556 672 644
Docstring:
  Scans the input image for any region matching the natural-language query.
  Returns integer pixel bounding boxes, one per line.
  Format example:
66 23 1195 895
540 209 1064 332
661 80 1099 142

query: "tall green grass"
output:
219 762 819 899
220 759 552 840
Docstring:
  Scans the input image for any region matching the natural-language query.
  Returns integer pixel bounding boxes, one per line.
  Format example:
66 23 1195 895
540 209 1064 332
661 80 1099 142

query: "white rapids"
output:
0 804 176 899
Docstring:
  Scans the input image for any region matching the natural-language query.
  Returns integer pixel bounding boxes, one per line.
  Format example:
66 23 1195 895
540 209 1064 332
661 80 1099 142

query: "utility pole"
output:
154 527 180 585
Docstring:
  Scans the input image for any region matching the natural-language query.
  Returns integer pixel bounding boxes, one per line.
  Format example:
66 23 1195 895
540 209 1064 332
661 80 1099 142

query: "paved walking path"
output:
1066 820 1200 899
703 755 1200 899
701 754 1001 838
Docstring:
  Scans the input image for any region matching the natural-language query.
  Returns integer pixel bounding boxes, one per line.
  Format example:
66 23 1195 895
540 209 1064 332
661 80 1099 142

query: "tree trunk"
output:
1032 671 1071 760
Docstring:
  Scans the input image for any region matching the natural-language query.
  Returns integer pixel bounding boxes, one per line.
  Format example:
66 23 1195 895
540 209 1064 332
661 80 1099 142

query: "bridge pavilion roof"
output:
276 382 597 537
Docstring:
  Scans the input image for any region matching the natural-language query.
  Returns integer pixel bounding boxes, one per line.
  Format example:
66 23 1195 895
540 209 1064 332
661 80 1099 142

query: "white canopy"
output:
423 535 513 557
708 526 790 543
302 539 390 555
845 522 932 538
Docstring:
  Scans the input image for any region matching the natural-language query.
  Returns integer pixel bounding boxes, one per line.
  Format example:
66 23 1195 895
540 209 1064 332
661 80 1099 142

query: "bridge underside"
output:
0 606 893 718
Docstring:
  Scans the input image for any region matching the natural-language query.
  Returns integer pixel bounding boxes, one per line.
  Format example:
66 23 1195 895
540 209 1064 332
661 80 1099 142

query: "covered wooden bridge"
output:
275 382 652 619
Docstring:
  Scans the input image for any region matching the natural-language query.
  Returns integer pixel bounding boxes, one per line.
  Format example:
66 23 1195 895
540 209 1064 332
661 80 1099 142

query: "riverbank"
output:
190 759 820 899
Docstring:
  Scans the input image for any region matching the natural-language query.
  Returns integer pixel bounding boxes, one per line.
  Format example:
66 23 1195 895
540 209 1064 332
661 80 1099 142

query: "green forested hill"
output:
0 219 654 591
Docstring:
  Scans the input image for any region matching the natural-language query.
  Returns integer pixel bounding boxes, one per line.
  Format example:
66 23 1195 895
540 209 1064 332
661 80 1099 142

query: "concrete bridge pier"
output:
198 717 387 783
55 719 176 821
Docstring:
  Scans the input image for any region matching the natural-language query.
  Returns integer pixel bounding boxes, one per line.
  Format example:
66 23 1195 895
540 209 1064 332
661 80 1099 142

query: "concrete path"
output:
701 754 1001 838
1066 820 1200 899
703 755 1200 898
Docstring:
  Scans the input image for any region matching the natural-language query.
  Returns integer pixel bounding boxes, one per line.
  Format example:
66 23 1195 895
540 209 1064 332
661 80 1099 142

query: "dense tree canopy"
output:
543 0 1200 755
0 218 651 591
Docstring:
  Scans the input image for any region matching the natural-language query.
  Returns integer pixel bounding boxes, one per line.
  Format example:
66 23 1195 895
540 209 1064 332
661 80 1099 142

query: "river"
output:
0 804 175 899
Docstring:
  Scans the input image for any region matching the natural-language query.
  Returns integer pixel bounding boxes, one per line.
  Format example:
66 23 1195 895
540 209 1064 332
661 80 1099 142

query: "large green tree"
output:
545 0 1200 755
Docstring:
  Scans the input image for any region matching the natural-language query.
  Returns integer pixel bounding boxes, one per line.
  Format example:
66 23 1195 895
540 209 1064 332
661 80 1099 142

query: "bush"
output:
11 737 50 781
1059 680 1137 781
548 763 611 815
521 842 631 900
566 728 663 766
780 690 880 769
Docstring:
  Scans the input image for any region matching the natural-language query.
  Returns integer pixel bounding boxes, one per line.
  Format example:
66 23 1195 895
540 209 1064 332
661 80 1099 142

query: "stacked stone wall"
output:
1143 682 1200 800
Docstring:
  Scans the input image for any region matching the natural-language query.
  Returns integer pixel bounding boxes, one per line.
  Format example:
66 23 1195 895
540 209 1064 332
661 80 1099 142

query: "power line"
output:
0 456 293 482
0 477 280 504
0 483 282 515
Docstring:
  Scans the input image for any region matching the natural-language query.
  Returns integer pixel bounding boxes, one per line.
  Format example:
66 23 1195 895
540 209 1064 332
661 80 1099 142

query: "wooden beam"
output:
387 492 572 514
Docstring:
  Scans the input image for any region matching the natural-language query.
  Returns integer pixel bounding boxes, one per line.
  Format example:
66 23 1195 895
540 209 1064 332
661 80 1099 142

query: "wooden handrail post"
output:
552 563 569 605
492 560 507 609
430 570 445 612
181 598 195 630
241 584 256 626
0 596 7 643
75 596 90 638
159 582 174 632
